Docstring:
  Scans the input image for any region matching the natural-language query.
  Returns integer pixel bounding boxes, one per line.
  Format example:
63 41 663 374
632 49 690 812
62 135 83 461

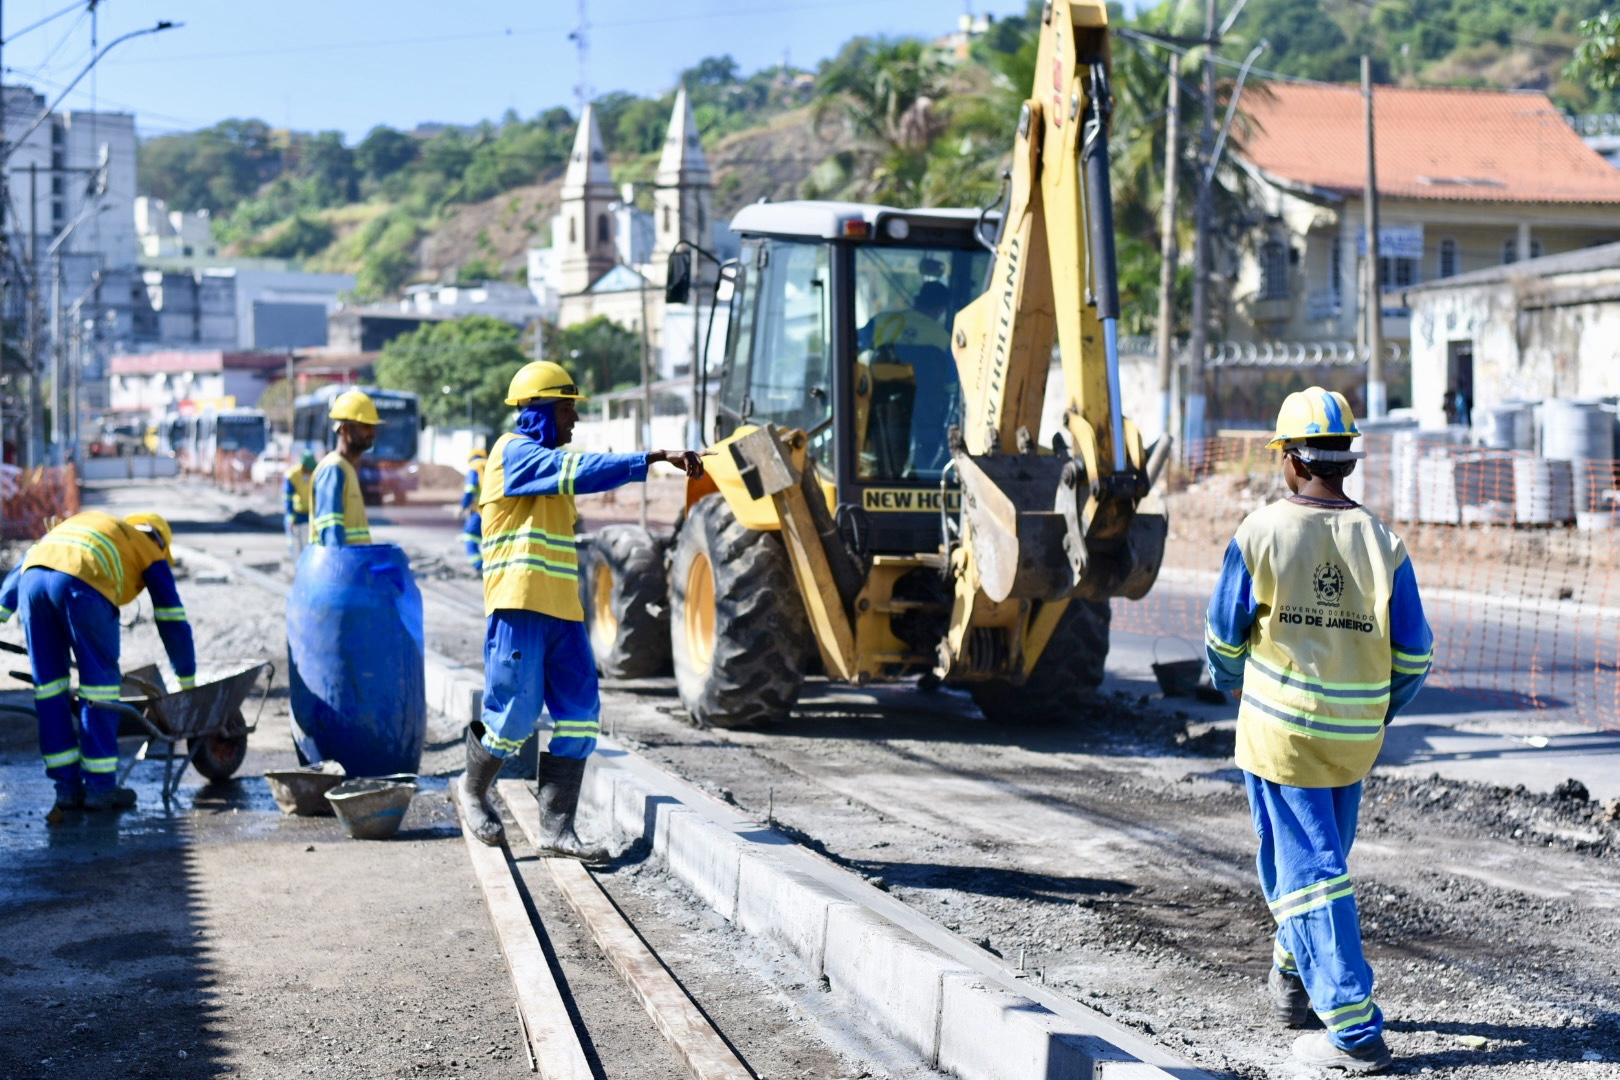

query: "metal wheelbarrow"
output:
0 641 274 803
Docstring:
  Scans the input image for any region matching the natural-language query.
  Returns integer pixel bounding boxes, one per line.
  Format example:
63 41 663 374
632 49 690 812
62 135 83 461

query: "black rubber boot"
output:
83 786 136 811
535 753 609 863
1269 966 1314 1028
451 722 506 846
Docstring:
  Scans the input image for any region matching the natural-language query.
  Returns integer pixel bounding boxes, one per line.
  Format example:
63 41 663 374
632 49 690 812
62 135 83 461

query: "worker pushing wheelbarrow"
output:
0 509 266 811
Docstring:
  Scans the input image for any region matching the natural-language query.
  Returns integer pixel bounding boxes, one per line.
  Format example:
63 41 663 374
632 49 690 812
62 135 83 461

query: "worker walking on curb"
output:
0 511 196 812
460 447 487 573
451 360 707 858
310 390 379 547
1205 389 1432 1075
284 451 317 562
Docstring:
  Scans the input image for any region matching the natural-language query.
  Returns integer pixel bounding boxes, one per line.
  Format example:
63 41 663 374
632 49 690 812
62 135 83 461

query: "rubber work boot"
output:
53 785 85 811
82 787 137 812
1269 966 1314 1028
451 721 506 846
535 752 609 863
1292 1032 1393 1074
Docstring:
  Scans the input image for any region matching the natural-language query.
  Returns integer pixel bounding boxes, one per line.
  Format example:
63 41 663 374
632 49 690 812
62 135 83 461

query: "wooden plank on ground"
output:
498 779 755 1080
459 818 593 1080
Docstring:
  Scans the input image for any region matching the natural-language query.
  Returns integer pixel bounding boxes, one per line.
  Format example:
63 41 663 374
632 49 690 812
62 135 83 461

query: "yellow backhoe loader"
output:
582 0 1171 726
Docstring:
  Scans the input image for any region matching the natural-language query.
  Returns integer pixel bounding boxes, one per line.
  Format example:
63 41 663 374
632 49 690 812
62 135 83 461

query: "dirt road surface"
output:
4 476 1619 1079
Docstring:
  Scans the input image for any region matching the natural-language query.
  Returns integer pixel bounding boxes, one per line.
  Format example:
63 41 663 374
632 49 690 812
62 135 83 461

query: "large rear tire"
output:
581 524 672 679
967 600 1111 724
669 494 812 728
189 712 249 781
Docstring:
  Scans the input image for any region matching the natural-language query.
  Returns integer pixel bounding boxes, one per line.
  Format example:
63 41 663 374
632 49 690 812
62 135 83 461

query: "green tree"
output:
813 37 954 203
546 316 642 395
241 213 334 258
298 130 359 204
374 316 529 434
1568 12 1620 91
137 118 282 213
356 125 419 181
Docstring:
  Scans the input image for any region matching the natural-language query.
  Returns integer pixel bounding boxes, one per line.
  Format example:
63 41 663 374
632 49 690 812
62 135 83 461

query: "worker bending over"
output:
310 390 379 547
1205 389 1432 1075
0 511 196 811
460 447 487 573
452 360 706 858
283 451 317 561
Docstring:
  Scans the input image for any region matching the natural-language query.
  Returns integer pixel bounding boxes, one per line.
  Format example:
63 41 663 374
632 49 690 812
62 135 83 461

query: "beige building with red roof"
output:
1226 83 1620 405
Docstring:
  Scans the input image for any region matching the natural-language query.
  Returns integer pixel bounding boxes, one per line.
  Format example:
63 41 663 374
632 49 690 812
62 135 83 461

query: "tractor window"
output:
725 240 832 446
853 245 989 481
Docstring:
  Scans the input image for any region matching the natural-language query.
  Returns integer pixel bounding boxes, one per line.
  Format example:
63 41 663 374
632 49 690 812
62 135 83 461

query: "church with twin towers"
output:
529 85 731 379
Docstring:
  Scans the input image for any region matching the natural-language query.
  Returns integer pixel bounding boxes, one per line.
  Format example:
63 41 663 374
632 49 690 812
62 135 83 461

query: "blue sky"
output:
2 0 1033 140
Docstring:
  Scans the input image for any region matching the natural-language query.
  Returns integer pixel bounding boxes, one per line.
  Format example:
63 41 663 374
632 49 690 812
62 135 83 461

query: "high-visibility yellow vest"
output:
478 432 581 620
25 510 167 608
309 452 371 544
287 469 312 516
1231 500 1408 788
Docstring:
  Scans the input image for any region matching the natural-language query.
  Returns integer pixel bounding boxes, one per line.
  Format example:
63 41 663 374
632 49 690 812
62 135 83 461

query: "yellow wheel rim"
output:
591 562 618 644
684 552 716 674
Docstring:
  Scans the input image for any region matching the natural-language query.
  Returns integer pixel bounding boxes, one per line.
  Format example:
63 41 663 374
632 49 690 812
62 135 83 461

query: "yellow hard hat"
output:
1266 387 1363 451
125 512 173 554
329 389 382 425
468 448 488 464
504 361 587 406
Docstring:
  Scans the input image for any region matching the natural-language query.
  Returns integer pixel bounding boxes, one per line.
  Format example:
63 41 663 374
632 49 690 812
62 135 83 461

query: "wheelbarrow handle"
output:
0 640 26 656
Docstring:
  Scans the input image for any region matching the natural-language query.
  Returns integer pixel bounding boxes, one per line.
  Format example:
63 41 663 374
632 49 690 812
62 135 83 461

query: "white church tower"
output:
557 103 617 296
652 86 715 292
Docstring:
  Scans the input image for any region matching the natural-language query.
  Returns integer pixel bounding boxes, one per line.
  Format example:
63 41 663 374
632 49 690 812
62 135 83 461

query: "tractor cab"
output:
711 202 993 558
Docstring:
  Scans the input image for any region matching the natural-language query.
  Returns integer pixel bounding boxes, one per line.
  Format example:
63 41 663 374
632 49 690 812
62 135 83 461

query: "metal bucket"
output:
264 768 346 816
1152 660 1205 697
325 777 417 840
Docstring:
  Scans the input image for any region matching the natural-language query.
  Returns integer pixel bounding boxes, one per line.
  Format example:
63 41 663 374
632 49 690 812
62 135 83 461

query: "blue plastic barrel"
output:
287 543 427 777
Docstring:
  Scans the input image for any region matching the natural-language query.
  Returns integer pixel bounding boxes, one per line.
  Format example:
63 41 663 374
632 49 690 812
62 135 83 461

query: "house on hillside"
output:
1400 241 1620 431
1227 85 1620 369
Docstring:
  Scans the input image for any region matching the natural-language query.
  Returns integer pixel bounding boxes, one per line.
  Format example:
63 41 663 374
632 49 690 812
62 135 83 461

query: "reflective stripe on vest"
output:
309 452 371 545
24 510 164 607
478 432 583 620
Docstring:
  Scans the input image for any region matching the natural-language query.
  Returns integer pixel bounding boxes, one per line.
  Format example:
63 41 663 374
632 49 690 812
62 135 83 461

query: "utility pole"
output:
1184 0 1218 459
1361 54 1385 420
1155 52 1181 444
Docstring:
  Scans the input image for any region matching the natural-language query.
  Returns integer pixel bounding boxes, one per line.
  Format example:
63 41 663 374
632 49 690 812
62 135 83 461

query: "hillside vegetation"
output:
134 0 1620 309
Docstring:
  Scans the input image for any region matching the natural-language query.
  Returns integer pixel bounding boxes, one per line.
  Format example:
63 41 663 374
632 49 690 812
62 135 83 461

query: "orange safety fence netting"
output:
1114 436 1620 729
1 466 80 541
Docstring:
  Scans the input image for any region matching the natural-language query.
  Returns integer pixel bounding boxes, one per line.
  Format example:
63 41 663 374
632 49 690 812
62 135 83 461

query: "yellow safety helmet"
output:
1266 387 1363 452
504 361 588 406
468 447 488 464
125 512 173 554
329 389 382 426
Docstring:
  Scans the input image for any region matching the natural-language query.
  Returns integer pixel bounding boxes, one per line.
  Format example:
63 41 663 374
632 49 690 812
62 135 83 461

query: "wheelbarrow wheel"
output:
189 711 249 781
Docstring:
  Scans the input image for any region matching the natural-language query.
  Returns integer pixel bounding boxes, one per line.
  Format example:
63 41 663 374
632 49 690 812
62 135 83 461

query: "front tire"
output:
967 600 1111 724
581 524 672 679
190 713 249 781
669 494 812 728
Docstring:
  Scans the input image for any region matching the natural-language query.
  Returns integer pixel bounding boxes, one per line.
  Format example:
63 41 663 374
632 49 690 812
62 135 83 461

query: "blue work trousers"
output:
480 609 599 761
1246 771 1383 1051
461 511 484 572
19 568 124 797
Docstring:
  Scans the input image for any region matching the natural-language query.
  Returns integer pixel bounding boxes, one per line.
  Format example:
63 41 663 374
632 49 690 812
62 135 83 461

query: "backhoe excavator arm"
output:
940 0 1168 683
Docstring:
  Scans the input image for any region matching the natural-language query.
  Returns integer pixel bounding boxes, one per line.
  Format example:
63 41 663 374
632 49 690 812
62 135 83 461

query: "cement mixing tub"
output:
326 776 417 839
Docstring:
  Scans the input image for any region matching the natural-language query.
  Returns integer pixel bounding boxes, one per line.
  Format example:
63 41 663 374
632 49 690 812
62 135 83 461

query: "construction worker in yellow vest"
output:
0 511 195 811
450 360 707 858
283 451 317 561
1205 388 1433 1075
310 390 379 547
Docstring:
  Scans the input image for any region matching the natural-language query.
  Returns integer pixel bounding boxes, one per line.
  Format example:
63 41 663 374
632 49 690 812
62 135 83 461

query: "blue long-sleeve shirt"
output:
1205 537 1433 723
497 439 648 499
313 460 350 546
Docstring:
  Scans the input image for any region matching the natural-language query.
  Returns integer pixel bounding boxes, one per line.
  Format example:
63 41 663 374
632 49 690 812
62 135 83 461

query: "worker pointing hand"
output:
649 449 711 479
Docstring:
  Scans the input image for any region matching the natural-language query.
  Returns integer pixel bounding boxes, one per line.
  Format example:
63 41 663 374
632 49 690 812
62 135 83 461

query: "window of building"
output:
663 206 672 234
1330 239 1342 305
1502 237 1517 264
1438 238 1458 278
569 216 577 245
596 214 611 247
1258 240 1289 300
1378 255 1418 290
1531 239 1544 259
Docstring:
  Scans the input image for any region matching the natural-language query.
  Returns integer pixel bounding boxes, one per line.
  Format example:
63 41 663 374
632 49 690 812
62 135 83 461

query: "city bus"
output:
291 385 420 504
197 408 269 491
